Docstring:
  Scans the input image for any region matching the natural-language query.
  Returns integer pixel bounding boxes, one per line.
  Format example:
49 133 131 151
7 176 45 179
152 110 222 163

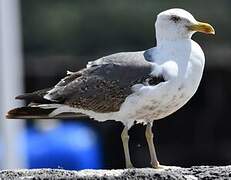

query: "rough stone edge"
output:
0 166 231 180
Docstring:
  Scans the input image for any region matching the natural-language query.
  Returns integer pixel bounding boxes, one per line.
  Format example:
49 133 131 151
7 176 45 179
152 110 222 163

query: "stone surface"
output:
0 166 231 180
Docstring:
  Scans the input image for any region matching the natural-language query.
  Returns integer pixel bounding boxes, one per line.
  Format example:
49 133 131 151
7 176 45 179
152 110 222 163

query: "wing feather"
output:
45 51 164 112
16 50 165 113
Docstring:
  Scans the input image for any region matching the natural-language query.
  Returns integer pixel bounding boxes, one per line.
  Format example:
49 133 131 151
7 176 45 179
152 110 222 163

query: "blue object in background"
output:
25 122 102 170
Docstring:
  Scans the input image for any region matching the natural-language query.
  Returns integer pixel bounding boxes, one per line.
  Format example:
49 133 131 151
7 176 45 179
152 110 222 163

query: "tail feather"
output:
9 88 88 119
6 107 88 119
15 88 54 104
15 94 29 100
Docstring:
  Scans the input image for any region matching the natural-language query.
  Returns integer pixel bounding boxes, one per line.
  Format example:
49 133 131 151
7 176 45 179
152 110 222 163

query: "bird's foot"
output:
151 162 179 170
150 161 160 169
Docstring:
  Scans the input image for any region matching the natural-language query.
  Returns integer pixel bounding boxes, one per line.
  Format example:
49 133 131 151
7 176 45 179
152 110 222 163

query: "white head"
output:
155 8 215 42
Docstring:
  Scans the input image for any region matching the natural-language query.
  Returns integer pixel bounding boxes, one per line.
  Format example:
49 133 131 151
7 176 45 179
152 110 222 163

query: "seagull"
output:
6 8 215 169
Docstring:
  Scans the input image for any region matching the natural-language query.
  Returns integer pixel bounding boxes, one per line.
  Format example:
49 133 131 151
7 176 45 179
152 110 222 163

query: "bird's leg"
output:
145 122 159 168
121 126 134 168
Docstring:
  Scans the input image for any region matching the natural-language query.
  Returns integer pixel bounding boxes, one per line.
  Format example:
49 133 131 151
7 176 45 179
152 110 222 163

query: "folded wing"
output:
7 50 165 119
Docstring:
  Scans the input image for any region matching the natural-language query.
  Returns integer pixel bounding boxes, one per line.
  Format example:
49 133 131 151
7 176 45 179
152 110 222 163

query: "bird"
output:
6 8 215 169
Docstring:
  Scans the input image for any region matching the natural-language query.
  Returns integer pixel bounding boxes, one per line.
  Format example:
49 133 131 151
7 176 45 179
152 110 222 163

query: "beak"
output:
188 21 215 35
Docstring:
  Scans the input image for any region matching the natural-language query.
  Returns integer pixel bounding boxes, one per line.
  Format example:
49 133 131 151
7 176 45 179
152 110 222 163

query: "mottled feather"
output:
45 51 164 112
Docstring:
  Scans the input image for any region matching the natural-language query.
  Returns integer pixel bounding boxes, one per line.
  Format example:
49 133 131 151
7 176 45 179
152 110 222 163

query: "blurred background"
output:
0 0 231 170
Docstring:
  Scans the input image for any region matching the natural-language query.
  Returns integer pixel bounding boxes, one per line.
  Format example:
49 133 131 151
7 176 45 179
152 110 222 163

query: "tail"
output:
7 88 88 119
6 106 88 119
15 88 53 104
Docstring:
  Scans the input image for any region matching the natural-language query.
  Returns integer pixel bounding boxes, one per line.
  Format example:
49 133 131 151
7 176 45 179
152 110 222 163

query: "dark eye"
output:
170 15 181 23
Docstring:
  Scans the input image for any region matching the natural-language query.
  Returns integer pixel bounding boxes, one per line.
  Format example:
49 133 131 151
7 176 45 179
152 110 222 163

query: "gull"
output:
7 8 215 168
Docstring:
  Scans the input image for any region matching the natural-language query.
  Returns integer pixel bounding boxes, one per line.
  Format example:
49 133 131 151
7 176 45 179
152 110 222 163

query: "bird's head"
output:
155 8 215 41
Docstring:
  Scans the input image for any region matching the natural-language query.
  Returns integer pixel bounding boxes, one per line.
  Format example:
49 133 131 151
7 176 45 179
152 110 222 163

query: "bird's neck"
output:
156 38 191 49
154 38 205 85
156 39 192 64
155 39 193 78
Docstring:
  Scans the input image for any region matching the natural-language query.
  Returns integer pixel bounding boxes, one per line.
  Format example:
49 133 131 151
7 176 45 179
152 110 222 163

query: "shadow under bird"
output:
7 8 215 168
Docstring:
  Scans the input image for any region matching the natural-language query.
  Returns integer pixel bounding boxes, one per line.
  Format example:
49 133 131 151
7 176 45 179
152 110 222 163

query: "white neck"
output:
154 39 193 78
156 38 192 55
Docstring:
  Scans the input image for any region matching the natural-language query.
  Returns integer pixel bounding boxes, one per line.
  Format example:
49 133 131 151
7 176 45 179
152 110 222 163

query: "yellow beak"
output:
188 21 215 35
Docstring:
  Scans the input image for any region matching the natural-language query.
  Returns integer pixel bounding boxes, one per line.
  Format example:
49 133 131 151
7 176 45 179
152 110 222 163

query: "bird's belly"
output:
133 89 189 122
118 81 194 126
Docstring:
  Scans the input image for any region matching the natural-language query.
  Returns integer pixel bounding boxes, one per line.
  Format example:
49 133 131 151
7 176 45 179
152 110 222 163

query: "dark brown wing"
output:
45 51 165 113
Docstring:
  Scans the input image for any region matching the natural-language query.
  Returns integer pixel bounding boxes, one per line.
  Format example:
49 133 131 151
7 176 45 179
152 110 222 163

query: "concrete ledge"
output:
0 166 231 180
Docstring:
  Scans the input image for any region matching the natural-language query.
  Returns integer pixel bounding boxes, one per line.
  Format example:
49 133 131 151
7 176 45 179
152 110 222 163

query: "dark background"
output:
20 0 231 168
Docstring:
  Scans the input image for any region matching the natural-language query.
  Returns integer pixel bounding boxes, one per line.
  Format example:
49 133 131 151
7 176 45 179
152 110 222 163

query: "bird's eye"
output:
170 15 181 23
